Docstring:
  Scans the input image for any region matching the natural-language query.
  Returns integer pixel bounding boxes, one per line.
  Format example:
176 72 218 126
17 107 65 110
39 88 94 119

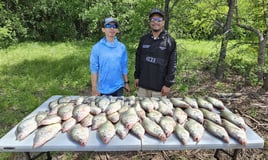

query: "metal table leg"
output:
24 152 52 160
214 149 241 160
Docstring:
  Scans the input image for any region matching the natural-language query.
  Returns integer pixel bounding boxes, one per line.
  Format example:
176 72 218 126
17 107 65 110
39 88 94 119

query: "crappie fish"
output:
58 96 72 104
170 97 190 108
120 107 140 129
142 117 166 141
69 124 89 146
197 97 214 111
173 108 188 124
91 113 107 130
72 104 91 122
158 100 173 116
98 120 116 144
140 97 154 112
220 110 247 130
200 108 222 125
62 117 76 133
159 116 176 137
89 101 102 115
150 97 160 110
131 122 145 140
174 124 190 145
118 104 130 114
107 112 120 123
39 114 61 126
48 100 59 110
49 103 67 115
16 115 38 141
159 97 173 109
80 113 94 127
35 111 48 126
74 96 85 105
204 119 229 143
147 109 163 124
183 96 198 108
57 102 74 120
184 119 204 142
96 96 110 112
222 119 247 146
133 101 146 119
206 96 225 110
33 123 62 148
105 100 122 115
115 121 129 139
184 107 204 124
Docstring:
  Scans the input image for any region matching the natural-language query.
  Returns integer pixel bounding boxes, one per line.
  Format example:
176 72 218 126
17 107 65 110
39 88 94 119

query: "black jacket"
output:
134 30 177 91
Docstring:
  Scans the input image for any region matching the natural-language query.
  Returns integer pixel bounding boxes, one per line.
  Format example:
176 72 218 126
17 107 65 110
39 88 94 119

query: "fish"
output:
200 108 222 125
91 113 107 130
57 102 74 120
222 119 247 146
96 96 110 112
140 97 154 112
204 119 229 143
58 96 72 104
220 110 247 130
98 121 116 144
80 113 94 127
184 119 204 143
174 124 190 145
33 123 62 148
118 104 130 114
173 108 188 124
115 121 129 139
206 96 225 110
48 100 59 110
16 115 38 141
39 114 62 126
184 107 204 124
133 100 146 119
142 117 166 141
170 97 190 108
131 122 145 140
183 96 198 108
74 96 85 105
159 116 176 137
159 97 173 109
89 101 102 115
105 100 122 115
48 103 67 115
107 112 120 123
147 109 163 124
61 117 77 132
72 104 91 122
158 100 173 116
120 107 140 129
69 124 89 146
35 111 48 126
196 97 214 111
150 97 160 110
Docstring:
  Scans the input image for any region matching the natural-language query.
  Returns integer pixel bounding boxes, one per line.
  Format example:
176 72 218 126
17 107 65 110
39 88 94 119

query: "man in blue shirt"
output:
90 17 130 96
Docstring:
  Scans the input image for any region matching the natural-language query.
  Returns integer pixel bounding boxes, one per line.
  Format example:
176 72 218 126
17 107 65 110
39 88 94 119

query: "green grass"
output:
0 39 262 159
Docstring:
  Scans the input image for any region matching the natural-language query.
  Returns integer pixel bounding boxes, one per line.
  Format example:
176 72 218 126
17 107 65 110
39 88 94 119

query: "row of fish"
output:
15 95 248 148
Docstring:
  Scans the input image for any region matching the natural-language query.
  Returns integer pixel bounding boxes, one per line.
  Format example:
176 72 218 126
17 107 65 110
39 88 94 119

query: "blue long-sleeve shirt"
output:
90 37 128 94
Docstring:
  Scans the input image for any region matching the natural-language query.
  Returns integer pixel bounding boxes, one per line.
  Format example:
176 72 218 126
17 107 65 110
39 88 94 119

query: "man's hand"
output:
135 79 139 89
161 86 170 96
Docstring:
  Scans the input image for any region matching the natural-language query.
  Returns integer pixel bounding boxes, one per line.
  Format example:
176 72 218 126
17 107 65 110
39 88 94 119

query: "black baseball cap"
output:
149 8 165 19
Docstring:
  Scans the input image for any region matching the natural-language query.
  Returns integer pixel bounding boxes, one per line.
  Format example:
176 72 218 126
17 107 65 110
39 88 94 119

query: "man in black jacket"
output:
134 8 177 97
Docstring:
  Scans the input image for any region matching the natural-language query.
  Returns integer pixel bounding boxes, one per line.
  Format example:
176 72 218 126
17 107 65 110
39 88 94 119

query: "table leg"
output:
214 149 241 160
24 152 52 160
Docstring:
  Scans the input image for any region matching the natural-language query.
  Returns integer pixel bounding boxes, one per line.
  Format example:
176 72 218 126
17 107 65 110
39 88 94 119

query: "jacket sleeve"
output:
164 37 177 87
134 38 143 79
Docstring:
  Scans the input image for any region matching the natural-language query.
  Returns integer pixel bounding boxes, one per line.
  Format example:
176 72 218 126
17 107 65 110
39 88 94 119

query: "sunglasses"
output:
105 23 118 29
150 17 163 22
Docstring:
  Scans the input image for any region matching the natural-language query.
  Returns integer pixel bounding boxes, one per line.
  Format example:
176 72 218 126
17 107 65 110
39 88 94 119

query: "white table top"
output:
0 95 264 152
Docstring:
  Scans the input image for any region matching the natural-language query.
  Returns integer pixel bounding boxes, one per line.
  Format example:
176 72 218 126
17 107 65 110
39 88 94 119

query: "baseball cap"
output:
149 8 165 18
104 17 118 26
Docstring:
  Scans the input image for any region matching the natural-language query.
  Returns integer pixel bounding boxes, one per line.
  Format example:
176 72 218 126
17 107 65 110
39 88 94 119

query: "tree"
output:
215 0 236 79
235 0 268 89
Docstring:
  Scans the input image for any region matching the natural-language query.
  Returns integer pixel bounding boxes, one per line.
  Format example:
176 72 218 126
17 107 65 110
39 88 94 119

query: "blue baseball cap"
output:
104 17 118 26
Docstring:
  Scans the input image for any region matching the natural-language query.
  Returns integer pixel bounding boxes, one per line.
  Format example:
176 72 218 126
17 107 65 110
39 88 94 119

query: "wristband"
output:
124 80 130 84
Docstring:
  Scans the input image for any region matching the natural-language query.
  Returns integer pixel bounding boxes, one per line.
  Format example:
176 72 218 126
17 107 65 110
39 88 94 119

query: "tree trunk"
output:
263 73 268 90
215 0 236 80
